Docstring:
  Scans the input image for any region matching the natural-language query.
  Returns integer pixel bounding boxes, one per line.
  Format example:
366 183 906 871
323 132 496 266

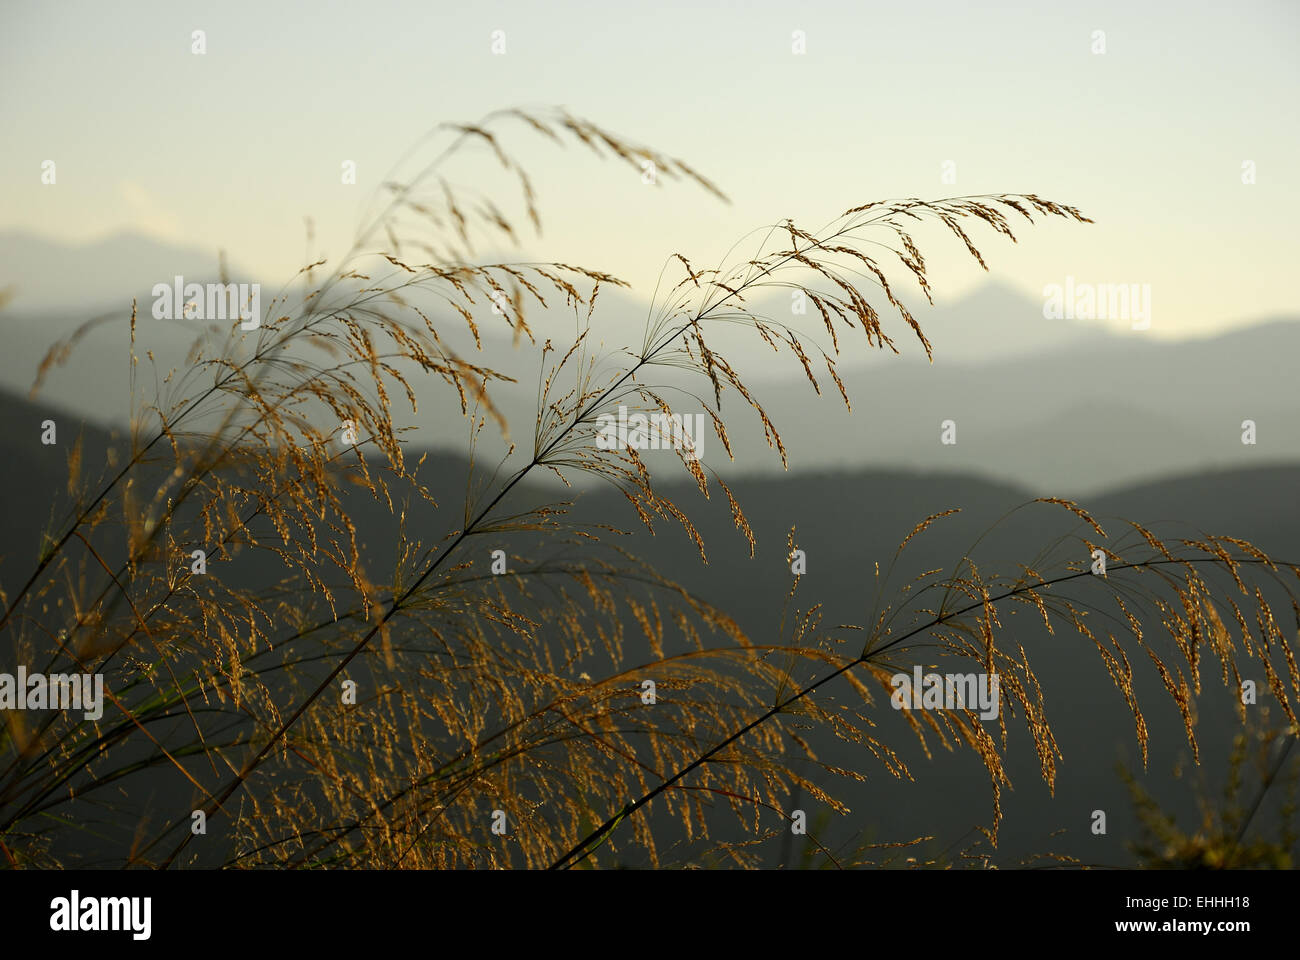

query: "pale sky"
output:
2 0 1297 339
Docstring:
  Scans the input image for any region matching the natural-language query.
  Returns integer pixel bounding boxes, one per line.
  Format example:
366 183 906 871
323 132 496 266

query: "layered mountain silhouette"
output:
4 229 1297 496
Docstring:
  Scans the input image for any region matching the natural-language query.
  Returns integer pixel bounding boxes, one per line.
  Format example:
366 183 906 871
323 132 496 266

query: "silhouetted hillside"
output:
4 388 1294 865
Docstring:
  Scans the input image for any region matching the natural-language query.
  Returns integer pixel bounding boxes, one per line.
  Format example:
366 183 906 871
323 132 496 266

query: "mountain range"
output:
3 229 1296 497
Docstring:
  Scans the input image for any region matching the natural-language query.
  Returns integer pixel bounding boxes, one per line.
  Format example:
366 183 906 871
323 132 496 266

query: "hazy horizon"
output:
4 0 1299 343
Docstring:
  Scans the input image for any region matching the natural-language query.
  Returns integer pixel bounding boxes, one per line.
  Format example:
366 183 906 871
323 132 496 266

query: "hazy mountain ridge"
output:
3 229 1297 497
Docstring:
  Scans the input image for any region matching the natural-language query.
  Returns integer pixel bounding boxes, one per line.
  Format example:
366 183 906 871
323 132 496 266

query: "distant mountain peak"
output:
0 229 249 313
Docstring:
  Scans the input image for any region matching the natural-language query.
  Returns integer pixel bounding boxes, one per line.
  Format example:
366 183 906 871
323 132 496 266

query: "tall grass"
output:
1 108 1297 869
